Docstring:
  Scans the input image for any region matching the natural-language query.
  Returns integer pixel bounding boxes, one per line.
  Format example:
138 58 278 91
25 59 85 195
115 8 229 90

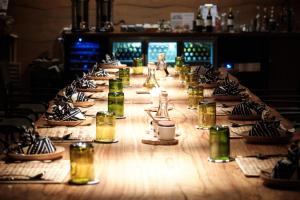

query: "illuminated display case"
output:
183 41 213 64
112 42 142 65
147 42 177 63
68 38 101 71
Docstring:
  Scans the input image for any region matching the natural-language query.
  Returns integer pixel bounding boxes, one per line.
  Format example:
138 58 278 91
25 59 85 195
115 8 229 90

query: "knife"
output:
236 153 287 160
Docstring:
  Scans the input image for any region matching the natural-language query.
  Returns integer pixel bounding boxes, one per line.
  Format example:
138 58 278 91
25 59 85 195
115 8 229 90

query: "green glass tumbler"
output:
108 92 124 118
119 68 130 87
109 78 123 93
209 126 230 162
69 142 95 184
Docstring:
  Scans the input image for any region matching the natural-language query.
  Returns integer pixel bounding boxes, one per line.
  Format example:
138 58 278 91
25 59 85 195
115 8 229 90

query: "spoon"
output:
231 122 255 127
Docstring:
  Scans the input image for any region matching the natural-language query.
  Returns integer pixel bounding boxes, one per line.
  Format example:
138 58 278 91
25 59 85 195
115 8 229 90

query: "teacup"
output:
157 120 176 140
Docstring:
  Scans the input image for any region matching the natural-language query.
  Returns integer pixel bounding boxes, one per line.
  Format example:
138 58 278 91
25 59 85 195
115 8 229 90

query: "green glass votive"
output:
119 68 130 87
198 100 216 129
209 126 230 162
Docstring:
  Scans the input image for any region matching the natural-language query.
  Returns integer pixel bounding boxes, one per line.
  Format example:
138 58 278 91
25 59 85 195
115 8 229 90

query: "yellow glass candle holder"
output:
198 100 216 129
69 142 98 185
95 111 116 143
188 85 204 109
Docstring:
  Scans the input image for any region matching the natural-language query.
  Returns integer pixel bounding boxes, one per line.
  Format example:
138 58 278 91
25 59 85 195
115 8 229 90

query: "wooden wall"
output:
6 0 300 79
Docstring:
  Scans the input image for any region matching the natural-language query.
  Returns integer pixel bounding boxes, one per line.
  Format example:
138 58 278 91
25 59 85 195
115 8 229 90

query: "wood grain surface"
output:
0 69 299 200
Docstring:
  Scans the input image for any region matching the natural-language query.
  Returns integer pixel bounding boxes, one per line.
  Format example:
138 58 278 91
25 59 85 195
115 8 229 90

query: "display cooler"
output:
112 41 142 65
109 37 215 66
62 32 216 80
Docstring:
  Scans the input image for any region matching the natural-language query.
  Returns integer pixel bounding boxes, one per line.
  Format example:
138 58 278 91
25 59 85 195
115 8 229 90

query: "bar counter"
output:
0 69 299 200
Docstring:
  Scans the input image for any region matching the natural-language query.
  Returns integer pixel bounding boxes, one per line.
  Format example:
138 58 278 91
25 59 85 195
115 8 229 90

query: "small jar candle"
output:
188 85 204 109
198 100 216 129
95 111 116 142
133 58 144 75
118 67 130 87
69 142 95 184
209 126 230 162
174 56 183 77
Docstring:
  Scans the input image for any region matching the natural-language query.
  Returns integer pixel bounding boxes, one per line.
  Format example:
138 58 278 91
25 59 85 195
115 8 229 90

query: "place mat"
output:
235 157 282 177
37 126 95 142
229 126 252 139
216 107 232 116
0 160 70 183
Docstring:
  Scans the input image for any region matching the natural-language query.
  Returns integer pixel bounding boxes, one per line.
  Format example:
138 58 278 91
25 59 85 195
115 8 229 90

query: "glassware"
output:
133 57 143 75
69 142 95 184
209 126 230 162
118 67 130 87
143 62 160 89
188 85 204 109
185 72 198 89
108 78 124 118
156 53 168 79
71 0 90 32
179 65 191 83
95 111 116 142
174 56 183 77
156 91 169 118
95 0 114 32
198 100 216 129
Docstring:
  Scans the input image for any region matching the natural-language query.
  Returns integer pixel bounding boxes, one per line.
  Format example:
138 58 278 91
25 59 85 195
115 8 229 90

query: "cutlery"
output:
0 171 46 181
236 153 287 160
231 122 255 127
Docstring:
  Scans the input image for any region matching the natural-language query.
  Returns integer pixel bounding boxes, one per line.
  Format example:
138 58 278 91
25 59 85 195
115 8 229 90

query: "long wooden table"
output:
1 69 299 200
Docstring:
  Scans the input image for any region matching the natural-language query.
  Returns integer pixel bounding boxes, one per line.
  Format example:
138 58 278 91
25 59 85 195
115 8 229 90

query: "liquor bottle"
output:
261 7 268 32
254 6 261 32
194 8 204 32
206 7 213 32
269 6 276 32
227 7 234 33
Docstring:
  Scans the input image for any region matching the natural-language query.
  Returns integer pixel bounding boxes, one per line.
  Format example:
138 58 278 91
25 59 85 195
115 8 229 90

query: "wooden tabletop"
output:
1 69 299 200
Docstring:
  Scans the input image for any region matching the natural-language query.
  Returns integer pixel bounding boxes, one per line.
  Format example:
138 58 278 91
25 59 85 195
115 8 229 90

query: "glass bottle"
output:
108 78 124 118
209 126 230 162
261 7 269 32
71 0 90 32
95 111 116 142
206 7 213 32
156 53 168 79
227 7 234 33
143 62 160 89
69 142 95 184
194 8 204 32
133 57 144 75
269 6 276 32
156 91 169 118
